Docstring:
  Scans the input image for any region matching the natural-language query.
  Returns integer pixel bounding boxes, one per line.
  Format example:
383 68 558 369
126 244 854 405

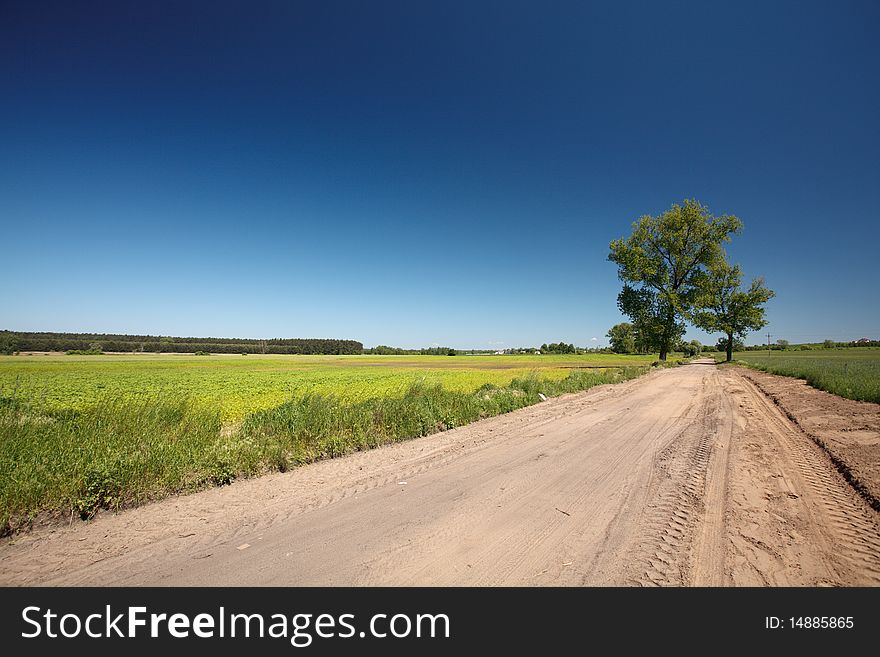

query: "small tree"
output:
606 323 636 354
823 339 835 349
609 200 742 360
776 339 789 350
693 261 774 362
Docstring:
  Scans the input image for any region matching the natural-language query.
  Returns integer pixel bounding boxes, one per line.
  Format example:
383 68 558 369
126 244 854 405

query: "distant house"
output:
856 337 872 344
494 350 504 355
534 350 541 355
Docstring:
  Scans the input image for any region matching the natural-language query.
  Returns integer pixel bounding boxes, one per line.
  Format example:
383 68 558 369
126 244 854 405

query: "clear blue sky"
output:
2 1 878 348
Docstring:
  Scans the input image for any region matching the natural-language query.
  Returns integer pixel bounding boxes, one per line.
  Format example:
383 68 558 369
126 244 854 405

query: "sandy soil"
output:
1 360 877 586
735 367 880 509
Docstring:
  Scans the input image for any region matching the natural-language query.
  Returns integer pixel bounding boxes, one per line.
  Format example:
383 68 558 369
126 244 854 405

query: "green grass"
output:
0 395 223 528
0 353 656 533
724 347 880 403
0 352 657 422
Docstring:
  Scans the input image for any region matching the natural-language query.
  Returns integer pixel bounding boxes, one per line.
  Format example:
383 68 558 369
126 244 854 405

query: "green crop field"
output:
0 352 657 422
0 352 658 532
725 348 880 403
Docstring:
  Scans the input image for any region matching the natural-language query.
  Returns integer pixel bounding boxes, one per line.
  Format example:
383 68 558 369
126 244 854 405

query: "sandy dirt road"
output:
1 360 878 586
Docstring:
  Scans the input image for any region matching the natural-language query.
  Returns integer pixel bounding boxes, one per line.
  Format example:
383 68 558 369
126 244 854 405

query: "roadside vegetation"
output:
723 348 880 404
0 352 657 422
0 360 651 534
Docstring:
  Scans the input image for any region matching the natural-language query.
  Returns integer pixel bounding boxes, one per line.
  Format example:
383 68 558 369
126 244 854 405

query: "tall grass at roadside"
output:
0 395 222 533
727 352 880 403
0 352 660 422
0 366 647 534
240 367 646 468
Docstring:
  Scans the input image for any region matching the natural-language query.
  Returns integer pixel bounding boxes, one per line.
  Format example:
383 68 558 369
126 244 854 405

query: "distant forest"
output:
363 345 461 356
0 331 363 355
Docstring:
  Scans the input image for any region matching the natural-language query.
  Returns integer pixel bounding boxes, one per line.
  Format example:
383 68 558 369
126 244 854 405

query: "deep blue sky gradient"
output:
2 1 878 348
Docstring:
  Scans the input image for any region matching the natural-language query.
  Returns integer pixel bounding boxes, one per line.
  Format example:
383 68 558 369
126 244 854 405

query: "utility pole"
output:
767 332 771 357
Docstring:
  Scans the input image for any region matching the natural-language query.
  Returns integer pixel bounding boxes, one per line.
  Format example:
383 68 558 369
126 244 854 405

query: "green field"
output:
0 352 657 422
0 352 658 532
725 348 880 403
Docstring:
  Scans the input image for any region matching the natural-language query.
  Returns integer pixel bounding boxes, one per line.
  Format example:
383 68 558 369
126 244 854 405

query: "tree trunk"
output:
726 333 733 362
659 305 676 362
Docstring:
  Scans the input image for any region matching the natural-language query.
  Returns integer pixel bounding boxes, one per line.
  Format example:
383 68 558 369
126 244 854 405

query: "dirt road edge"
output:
733 367 880 513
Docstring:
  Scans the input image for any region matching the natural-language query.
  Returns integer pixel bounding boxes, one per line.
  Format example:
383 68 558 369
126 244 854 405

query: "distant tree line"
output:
363 345 458 355
0 332 20 355
822 339 880 348
734 339 879 351
540 342 577 354
505 344 606 355
0 331 363 355
363 343 605 356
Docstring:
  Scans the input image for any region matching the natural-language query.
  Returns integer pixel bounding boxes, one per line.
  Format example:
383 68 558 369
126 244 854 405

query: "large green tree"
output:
608 199 742 360
693 261 774 362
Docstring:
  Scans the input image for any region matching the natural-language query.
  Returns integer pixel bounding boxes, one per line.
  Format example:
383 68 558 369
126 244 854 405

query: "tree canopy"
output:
616 284 682 355
606 322 636 354
540 342 577 354
692 261 774 361
608 199 742 360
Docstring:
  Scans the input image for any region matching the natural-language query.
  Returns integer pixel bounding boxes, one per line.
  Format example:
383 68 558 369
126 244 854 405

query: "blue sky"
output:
2 1 878 348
